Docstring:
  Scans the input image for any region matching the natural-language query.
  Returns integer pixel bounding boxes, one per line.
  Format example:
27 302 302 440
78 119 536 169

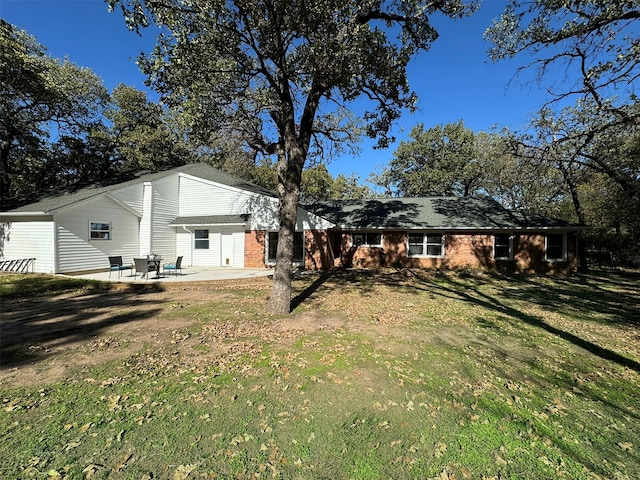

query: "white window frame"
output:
351 232 383 247
194 229 210 250
494 233 513 260
407 232 444 258
89 221 111 240
267 231 304 265
545 233 567 261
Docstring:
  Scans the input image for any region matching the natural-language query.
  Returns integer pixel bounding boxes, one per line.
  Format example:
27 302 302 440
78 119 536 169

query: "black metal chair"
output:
108 256 132 278
163 256 183 276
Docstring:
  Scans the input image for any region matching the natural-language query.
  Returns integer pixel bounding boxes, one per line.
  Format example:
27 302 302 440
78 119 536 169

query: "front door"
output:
220 233 234 267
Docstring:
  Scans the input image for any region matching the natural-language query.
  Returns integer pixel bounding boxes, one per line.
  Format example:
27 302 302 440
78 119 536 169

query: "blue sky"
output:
2 0 548 183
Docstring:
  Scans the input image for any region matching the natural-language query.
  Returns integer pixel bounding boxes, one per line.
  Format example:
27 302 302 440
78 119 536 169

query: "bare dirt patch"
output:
0 279 272 385
1 276 380 387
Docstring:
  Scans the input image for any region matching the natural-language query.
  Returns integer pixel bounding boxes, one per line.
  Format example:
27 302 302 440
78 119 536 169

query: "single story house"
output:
0 163 581 275
305 198 582 274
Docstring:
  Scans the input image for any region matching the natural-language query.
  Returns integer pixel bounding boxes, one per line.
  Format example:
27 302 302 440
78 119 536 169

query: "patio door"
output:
220 233 234 267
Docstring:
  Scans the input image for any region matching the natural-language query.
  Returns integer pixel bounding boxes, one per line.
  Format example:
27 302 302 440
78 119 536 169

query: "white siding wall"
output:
149 175 179 260
111 183 144 212
179 175 253 216
1 221 55 273
178 226 245 267
233 231 245 268
193 231 218 266
176 229 192 266
55 197 140 273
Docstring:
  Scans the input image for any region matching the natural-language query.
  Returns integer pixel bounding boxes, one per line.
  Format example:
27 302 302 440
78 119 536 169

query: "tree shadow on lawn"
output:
498 270 640 328
409 271 640 373
1 284 166 369
290 271 336 312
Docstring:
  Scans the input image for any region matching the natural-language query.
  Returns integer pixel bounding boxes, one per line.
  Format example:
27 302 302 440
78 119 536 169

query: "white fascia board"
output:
170 223 247 228
0 211 49 217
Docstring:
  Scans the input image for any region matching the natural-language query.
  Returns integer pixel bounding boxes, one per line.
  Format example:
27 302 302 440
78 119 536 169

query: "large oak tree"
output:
107 0 475 313
0 20 109 207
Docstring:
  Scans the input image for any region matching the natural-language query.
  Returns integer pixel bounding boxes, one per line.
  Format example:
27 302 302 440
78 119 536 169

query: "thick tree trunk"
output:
0 142 11 209
268 142 304 314
560 162 589 273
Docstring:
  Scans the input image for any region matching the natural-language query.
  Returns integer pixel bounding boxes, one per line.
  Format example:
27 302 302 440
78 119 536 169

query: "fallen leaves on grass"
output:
173 464 196 479
112 453 133 473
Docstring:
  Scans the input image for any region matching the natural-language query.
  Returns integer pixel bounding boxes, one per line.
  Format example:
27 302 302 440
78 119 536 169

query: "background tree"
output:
0 20 109 207
516 105 640 266
379 121 483 197
300 164 376 202
104 84 195 171
485 0 639 127
486 0 640 267
108 0 476 314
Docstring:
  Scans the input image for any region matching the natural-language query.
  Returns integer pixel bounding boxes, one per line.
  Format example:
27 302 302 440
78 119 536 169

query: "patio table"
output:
148 256 162 278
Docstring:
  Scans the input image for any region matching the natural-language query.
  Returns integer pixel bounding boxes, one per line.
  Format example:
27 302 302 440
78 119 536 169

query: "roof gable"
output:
4 163 276 214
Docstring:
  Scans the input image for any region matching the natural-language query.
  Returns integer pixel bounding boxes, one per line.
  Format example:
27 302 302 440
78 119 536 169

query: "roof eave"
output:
171 222 248 227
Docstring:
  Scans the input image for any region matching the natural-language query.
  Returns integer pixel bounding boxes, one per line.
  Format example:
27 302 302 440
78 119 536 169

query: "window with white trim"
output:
545 233 566 261
268 231 304 263
408 233 444 257
194 229 210 249
90 222 111 240
351 232 382 247
494 234 513 260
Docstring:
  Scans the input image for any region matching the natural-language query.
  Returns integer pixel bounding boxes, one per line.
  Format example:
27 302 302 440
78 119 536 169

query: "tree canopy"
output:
0 20 109 207
485 0 639 125
107 0 476 313
380 121 482 197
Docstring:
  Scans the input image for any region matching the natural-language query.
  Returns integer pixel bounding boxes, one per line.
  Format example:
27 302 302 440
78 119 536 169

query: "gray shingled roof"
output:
170 215 250 226
306 197 579 230
4 163 276 213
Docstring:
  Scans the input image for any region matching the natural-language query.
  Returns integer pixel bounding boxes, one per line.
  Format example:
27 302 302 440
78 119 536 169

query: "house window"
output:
351 232 382 247
494 234 513 260
408 233 444 257
268 231 304 263
194 229 210 249
90 222 111 240
546 233 566 261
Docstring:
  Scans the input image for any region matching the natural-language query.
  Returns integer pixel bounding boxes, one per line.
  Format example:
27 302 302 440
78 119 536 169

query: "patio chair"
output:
163 256 183 276
133 257 151 280
108 256 133 278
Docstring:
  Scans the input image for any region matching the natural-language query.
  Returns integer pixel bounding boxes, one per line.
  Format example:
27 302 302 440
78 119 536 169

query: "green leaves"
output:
384 121 489 197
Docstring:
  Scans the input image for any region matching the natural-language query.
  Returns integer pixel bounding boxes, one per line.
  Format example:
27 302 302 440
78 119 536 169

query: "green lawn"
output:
1 269 638 479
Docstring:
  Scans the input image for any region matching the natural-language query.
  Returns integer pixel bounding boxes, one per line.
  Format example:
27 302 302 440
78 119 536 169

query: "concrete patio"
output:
70 266 274 283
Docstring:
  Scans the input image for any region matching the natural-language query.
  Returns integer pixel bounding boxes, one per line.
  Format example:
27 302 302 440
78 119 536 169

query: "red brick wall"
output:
514 233 577 274
304 230 334 270
245 229 577 274
244 230 266 268
327 230 577 274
